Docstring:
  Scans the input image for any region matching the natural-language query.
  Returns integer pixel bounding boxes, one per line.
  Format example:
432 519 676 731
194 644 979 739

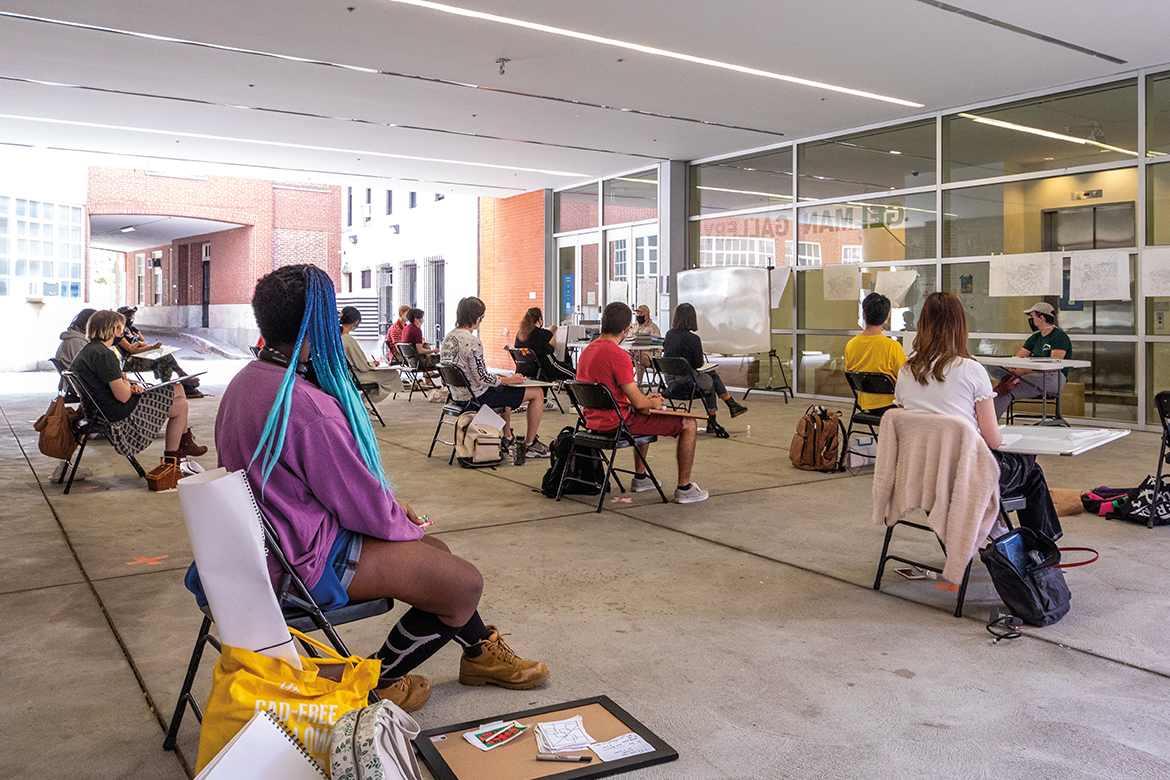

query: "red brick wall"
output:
89 169 342 310
479 191 546 369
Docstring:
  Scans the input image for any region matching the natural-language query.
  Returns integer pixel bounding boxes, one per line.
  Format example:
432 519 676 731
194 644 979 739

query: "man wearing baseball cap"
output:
992 301 1072 419
629 304 661 385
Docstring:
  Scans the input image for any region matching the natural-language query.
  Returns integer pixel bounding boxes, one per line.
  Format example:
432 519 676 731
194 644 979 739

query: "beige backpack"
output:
454 411 504 468
789 405 844 472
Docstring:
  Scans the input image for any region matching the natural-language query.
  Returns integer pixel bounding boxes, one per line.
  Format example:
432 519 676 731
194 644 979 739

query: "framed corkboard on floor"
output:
414 696 678 780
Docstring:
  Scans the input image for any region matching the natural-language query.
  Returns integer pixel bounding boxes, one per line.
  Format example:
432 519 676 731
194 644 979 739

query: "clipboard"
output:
415 696 677 780
136 371 207 391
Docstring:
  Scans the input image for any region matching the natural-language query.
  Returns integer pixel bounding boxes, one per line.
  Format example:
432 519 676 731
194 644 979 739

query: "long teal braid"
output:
250 266 391 492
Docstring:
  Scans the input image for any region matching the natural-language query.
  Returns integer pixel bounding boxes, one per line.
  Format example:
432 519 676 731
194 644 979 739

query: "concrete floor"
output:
3 344 1169 780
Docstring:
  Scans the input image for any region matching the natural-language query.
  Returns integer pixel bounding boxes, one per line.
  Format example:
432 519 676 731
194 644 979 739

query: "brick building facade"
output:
479 190 547 369
88 168 341 348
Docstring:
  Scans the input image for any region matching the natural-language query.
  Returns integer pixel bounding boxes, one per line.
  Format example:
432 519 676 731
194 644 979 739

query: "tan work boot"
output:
374 673 432 713
459 627 549 689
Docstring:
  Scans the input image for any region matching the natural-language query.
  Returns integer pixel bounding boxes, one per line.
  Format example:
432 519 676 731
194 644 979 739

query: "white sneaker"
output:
673 482 709 504
630 475 657 493
543 397 558 411
179 459 206 476
51 461 92 482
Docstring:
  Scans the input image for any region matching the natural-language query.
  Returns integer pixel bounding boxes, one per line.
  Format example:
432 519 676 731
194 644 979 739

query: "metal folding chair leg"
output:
163 614 221 751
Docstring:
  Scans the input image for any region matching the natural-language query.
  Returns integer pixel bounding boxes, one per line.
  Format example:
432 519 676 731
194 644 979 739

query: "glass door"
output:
556 233 600 326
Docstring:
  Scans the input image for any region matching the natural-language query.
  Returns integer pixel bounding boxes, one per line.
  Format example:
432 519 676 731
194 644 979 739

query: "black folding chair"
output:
163 505 393 752
559 381 669 513
841 371 897 467
397 342 441 401
427 364 507 465
57 370 147 494
506 346 566 414
653 356 702 413
1150 391 1170 529
347 361 386 427
49 356 81 404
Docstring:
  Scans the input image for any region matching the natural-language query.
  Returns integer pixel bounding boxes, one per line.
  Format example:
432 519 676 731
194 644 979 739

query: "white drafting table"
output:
975 356 1092 426
996 425 1129 457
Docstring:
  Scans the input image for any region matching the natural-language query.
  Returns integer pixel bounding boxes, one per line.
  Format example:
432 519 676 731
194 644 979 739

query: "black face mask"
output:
1028 318 1040 332
636 315 646 324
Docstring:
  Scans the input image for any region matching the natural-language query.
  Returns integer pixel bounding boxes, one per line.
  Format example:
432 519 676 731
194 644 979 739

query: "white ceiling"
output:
0 0 1167 198
88 214 244 252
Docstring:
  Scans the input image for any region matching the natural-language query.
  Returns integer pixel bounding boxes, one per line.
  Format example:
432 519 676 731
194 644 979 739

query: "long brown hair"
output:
906 292 972 384
517 307 542 342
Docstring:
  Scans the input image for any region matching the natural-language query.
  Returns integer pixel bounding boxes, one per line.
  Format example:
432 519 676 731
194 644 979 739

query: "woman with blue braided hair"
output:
213 264 548 712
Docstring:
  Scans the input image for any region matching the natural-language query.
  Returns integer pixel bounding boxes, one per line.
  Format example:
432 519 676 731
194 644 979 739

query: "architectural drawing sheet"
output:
822 263 861 301
1142 246 1170 297
770 266 790 307
988 253 1062 297
873 269 919 306
1070 250 1130 301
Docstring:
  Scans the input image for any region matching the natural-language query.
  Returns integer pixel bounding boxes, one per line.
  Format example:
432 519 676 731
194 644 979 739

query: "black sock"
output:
373 607 459 686
453 611 492 657
678 483 692 491
634 472 647 479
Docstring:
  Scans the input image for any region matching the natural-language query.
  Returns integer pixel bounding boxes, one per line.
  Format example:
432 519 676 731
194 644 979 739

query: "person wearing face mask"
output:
991 302 1072 420
629 304 660 385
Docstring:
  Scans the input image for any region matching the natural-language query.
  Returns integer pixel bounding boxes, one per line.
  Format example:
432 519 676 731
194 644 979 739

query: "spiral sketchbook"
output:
196 710 326 779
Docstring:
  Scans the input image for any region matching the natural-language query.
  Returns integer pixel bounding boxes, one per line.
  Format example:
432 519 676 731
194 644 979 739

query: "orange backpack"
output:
789 405 844 472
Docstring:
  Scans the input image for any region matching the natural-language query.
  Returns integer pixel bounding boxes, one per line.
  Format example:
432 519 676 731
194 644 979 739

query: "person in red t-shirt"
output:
402 308 440 369
576 302 708 504
386 305 411 347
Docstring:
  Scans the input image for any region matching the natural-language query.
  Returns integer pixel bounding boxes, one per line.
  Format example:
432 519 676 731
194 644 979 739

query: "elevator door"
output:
1042 202 1135 252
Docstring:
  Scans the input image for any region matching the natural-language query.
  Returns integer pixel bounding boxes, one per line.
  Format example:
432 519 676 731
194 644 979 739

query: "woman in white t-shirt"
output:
894 292 1062 540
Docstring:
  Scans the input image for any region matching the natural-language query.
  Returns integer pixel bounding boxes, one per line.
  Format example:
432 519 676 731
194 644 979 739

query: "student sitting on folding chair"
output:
577 301 708 504
216 265 548 713
340 306 402 403
844 293 905 415
663 302 747 438
893 292 1062 541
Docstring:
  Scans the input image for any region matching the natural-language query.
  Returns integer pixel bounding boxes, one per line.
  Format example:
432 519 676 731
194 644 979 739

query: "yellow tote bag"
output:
195 628 381 772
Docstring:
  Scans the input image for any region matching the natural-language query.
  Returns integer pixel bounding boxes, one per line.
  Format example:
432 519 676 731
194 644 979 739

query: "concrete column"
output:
660 160 688 314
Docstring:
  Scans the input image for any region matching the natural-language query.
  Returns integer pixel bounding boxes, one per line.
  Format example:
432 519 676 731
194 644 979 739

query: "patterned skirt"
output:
108 386 173 456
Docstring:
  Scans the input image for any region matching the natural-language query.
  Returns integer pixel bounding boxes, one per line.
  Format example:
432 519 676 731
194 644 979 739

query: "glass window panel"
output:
603 170 657 225
1148 161 1170 246
29 259 39 276
0 279 6 295
58 225 68 241
71 244 81 260
71 207 82 223
15 259 26 275
943 168 1138 257
15 199 26 217
42 281 58 296
29 222 39 238
42 240 52 256
71 263 81 280
796 334 897 397
1148 71 1170 157
0 259 7 274
42 261 52 277
70 281 80 298
42 203 53 220
0 217 6 233
554 183 599 233
0 196 7 214
28 201 39 219
691 149 794 216
798 194 936 265
797 264 935 331
30 241 40 255
71 226 81 243
57 242 68 259
17 221 26 236
691 209 792 271
0 238 6 255
797 121 936 200
17 239 27 254
945 80 1139 183
710 333 795 391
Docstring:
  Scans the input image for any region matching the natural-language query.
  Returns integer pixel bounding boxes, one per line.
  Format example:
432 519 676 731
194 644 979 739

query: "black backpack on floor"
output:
540 426 604 498
979 527 1070 627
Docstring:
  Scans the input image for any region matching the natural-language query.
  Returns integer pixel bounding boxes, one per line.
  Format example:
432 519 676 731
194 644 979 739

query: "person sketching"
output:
340 306 403 402
662 302 748 438
628 304 661 385
991 302 1071 420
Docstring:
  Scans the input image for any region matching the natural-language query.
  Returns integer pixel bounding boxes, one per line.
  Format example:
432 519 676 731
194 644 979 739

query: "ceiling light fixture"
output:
888 150 902 155
958 112 1151 157
0 113 591 177
119 225 136 232
388 0 923 107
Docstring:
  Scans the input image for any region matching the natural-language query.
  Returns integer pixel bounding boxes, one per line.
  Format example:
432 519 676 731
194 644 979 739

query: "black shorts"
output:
476 384 526 410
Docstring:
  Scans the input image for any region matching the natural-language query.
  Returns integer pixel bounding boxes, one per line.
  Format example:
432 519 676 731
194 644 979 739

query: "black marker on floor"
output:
536 754 593 763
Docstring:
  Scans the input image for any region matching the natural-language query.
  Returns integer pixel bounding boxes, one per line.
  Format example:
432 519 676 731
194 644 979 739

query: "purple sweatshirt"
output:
215 361 423 590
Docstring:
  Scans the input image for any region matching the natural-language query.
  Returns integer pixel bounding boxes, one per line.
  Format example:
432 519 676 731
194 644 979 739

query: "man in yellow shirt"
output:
844 293 907 410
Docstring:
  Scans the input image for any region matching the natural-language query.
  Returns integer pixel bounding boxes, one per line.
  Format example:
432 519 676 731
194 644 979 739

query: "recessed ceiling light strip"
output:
387 0 922 107
0 11 786 137
0 75 663 161
0 140 529 192
0 112 589 176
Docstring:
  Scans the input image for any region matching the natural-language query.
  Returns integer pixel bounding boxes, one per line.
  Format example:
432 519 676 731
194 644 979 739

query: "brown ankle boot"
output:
175 428 207 457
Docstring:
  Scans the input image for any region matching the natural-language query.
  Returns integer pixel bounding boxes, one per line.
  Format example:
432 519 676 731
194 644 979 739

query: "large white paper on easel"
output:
1070 250 1130 300
988 253 1062 297
873 269 919 306
822 264 861 301
177 468 300 667
769 266 790 307
1142 246 1170 297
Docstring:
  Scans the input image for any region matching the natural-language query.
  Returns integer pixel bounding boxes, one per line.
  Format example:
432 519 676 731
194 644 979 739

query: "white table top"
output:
519 380 556 388
132 344 182 361
975 355 1091 371
996 425 1129 456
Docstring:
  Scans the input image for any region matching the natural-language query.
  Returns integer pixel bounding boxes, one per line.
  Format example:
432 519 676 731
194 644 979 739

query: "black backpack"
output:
979 527 1070 627
1116 475 1170 526
540 426 605 498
